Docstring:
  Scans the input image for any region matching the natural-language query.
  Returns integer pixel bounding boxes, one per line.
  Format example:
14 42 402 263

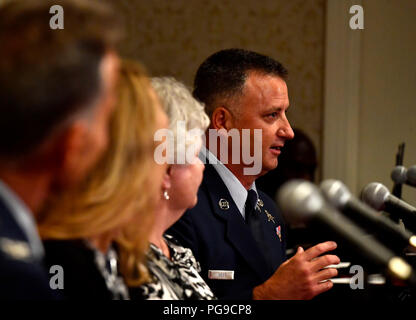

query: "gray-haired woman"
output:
129 77 215 300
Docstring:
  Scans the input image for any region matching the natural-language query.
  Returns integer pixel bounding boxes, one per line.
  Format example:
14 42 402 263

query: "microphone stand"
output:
392 142 405 199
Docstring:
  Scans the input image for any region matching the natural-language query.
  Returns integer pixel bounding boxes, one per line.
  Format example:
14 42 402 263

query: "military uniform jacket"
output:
0 198 56 299
168 164 287 300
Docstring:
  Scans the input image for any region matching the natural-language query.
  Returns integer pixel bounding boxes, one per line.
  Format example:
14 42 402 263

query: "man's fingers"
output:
310 254 340 272
311 280 334 297
313 268 338 283
293 246 304 257
303 241 337 261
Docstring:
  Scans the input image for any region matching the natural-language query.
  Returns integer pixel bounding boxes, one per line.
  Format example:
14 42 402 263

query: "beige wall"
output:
112 0 325 177
358 0 416 204
323 0 416 204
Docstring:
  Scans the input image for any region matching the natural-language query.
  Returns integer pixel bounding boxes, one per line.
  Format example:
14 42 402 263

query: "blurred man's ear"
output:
51 52 119 189
52 120 94 188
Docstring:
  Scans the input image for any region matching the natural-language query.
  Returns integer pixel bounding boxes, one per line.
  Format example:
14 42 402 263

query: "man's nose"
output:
277 120 294 140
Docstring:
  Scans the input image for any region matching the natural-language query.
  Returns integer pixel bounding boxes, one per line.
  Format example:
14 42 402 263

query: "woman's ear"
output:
162 165 173 190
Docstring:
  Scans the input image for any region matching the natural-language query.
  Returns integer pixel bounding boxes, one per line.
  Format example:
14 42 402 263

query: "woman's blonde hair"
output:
38 60 162 285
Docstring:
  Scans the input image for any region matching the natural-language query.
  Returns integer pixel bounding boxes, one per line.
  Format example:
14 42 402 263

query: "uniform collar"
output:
0 179 44 260
200 147 258 219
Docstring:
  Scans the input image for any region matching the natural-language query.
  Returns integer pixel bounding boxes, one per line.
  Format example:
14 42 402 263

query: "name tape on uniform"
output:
208 270 234 280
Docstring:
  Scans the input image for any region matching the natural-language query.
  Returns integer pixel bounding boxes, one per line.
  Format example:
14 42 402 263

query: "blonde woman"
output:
37 61 168 299
129 77 215 300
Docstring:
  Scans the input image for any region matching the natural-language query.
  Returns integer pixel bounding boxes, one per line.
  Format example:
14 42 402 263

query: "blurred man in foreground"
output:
0 0 121 299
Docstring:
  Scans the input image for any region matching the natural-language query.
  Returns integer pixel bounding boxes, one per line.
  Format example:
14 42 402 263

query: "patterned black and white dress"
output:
130 234 216 300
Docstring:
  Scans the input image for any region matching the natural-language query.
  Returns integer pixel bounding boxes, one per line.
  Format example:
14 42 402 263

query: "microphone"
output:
361 182 416 229
320 179 416 251
277 180 416 285
391 165 416 187
407 165 416 186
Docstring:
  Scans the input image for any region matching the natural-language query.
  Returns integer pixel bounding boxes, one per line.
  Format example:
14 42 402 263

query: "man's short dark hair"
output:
193 48 288 117
0 0 122 159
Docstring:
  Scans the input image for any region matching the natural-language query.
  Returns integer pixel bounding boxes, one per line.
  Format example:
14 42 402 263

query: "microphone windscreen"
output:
361 182 389 210
391 166 408 184
276 180 323 222
407 166 416 185
320 179 352 209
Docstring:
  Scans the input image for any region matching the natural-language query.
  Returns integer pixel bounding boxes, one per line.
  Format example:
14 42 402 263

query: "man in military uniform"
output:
169 49 340 299
0 0 121 299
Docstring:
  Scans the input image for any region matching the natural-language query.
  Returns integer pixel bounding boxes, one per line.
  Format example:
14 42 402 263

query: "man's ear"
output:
211 107 235 131
54 121 91 187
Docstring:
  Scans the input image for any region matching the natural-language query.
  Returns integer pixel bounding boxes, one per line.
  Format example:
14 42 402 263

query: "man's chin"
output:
256 161 278 178
263 159 278 171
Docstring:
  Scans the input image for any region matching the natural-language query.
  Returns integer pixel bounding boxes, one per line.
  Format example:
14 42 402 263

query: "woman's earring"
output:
163 190 170 200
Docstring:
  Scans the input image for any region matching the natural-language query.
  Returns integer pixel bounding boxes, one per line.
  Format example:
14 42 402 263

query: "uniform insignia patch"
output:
218 198 230 210
257 199 264 207
276 225 282 242
265 209 275 223
0 238 31 260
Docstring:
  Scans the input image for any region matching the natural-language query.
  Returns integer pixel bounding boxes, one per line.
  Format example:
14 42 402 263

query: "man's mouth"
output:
270 145 283 155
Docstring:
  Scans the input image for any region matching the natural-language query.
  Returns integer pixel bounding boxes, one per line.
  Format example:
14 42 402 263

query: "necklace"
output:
86 241 130 300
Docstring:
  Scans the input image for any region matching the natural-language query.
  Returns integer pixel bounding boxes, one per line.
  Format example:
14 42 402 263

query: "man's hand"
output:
253 241 340 300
